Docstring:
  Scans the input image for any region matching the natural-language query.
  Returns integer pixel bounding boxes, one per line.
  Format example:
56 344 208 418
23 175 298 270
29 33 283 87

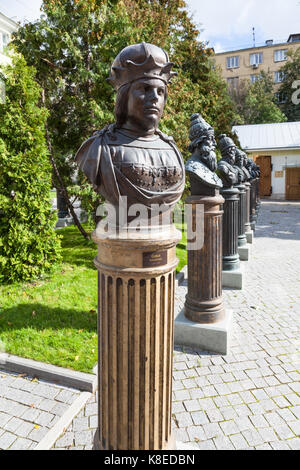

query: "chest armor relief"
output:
110 141 183 192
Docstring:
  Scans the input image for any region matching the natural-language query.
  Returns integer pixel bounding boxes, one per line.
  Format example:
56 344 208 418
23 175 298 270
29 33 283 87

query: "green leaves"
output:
0 55 61 283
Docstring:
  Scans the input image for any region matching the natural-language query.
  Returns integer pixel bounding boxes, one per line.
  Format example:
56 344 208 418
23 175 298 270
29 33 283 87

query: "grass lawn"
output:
0 223 187 373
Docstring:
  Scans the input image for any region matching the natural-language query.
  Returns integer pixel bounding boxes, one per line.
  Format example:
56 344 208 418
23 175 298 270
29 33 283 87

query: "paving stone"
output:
196 439 216 450
190 411 209 426
73 416 89 432
288 438 300 450
54 432 75 448
229 433 249 450
258 427 278 443
0 412 12 427
186 425 206 442
213 435 235 450
0 431 17 449
9 437 33 450
202 422 222 440
219 420 239 436
74 430 93 446
28 425 49 442
242 429 264 447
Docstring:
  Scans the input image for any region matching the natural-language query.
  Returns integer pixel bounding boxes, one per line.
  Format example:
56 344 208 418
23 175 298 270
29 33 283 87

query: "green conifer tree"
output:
0 54 61 283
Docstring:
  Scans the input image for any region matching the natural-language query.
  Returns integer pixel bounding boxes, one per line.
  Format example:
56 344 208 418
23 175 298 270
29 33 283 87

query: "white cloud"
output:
186 0 300 47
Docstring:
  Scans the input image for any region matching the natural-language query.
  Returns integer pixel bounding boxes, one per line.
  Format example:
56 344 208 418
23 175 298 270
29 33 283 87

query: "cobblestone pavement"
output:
53 201 300 450
2 201 300 450
0 369 81 449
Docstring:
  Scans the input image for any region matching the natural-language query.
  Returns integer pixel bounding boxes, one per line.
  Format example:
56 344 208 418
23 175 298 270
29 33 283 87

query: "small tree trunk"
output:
42 89 90 241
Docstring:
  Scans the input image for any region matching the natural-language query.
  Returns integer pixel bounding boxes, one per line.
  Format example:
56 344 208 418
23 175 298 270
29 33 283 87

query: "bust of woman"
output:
75 42 185 225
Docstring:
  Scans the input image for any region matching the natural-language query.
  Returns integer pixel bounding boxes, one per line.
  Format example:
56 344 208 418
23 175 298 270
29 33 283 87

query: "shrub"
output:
0 54 61 283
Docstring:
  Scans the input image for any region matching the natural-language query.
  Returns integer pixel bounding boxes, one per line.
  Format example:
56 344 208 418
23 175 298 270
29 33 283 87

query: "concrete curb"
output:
0 353 97 393
35 391 92 450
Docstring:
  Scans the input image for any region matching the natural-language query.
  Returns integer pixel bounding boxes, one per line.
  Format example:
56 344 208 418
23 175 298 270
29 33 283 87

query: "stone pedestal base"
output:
92 223 181 451
238 244 251 261
246 230 254 244
184 194 225 324
93 430 176 451
222 263 245 290
56 217 73 228
174 308 233 355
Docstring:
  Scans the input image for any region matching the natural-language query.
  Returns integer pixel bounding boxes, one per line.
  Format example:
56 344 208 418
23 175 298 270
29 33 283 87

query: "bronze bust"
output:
75 42 185 221
185 113 222 195
217 134 240 188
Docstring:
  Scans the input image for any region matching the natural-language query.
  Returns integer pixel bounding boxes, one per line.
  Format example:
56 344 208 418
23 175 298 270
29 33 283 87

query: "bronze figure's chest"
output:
109 136 183 192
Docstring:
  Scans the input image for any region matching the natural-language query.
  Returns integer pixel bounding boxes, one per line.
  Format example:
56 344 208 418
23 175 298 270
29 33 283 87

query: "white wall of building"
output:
249 149 300 199
0 12 18 65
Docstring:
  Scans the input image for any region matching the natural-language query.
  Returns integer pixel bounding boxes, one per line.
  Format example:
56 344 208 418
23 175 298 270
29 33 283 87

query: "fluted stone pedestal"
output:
176 194 232 354
92 223 181 450
236 183 251 261
184 194 225 324
244 182 253 244
250 179 257 231
220 187 243 289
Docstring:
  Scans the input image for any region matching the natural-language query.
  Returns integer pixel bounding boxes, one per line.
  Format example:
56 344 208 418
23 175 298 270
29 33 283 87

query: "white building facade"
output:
0 11 18 65
233 122 300 200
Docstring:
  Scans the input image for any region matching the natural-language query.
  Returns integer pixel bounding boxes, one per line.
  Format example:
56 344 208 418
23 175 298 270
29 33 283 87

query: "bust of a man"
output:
235 148 251 183
246 158 260 178
75 42 185 224
217 134 240 188
185 114 222 195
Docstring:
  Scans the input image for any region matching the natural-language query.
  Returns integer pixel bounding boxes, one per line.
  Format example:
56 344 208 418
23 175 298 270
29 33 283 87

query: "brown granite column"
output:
184 194 225 324
92 224 181 451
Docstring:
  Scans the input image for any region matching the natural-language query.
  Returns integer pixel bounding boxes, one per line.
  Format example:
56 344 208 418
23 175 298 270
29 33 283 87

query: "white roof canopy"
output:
232 122 300 151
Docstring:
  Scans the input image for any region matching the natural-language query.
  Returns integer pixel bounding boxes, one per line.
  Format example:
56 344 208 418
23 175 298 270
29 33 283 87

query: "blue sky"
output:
1 0 300 52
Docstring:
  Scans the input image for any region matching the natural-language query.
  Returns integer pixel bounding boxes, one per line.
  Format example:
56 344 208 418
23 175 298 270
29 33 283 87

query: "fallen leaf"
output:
30 403 36 408
34 425 40 429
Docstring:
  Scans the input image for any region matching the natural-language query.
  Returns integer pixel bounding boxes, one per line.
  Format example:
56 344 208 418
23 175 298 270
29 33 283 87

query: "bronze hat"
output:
107 42 177 91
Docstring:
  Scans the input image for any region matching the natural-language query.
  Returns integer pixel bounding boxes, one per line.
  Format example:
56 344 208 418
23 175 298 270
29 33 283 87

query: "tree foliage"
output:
278 47 300 122
229 71 287 125
0 54 61 283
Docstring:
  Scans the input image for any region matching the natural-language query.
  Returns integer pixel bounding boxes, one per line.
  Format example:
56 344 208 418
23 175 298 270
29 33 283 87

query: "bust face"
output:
223 146 236 165
203 133 217 151
124 78 166 135
235 151 244 168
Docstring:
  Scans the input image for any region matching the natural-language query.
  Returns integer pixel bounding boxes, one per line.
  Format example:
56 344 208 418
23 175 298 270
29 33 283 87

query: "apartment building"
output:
214 33 300 101
0 11 18 66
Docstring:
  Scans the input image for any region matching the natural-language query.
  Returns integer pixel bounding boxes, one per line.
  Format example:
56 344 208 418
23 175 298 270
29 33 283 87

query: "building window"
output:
274 92 287 104
274 49 288 62
250 52 263 66
250 74 259 83
274 71 285 83
227 77 239 89
226 56 239 69
0 32 10 52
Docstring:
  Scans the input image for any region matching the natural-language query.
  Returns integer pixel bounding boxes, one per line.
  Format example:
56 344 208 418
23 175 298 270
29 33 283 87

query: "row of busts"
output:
186 113 260 195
